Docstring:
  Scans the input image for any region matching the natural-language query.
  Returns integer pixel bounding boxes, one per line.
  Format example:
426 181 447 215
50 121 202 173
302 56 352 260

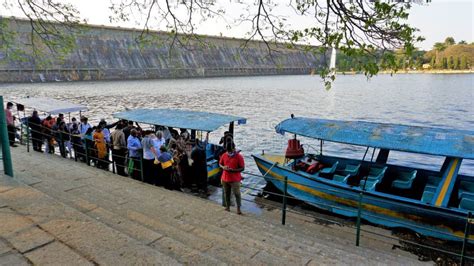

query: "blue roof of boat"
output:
113 108 246 132
276 117 474 159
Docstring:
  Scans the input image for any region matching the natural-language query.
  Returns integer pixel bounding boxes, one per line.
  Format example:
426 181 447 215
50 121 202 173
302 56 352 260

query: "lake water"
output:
1 74 473 212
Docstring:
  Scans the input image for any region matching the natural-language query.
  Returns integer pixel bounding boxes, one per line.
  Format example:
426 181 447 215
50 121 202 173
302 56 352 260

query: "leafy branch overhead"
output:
1 0 427 82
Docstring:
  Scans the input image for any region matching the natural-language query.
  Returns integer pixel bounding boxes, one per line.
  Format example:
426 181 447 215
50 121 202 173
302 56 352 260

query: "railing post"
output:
139 155 144 182
282 176 288 225
84 140 90 166
25 118 30 153
0 96 14 177
460 211 472 266
356 192 363 246
59 130 64 157
111 153 115 174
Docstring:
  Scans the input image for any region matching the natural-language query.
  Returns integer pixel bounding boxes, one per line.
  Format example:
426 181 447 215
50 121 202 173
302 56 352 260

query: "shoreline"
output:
338 69 474 75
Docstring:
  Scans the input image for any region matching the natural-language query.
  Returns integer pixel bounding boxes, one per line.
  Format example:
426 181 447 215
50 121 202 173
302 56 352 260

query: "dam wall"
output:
0 19 323 83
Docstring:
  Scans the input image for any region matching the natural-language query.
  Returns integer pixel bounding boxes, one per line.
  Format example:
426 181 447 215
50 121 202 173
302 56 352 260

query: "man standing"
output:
111 123 127 176
28 110 42 151
191 139 209 195
127 128 142 180
219 142 245 214
5 102 16 147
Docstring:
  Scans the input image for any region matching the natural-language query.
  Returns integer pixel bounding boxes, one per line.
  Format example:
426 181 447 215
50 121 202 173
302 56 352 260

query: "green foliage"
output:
447 56 453 69
430 56 435 68
453 56 459 69
444 37 455 46
460 56 467 69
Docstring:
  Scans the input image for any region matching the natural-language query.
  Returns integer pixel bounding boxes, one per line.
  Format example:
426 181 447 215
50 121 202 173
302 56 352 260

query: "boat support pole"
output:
0 96 14 177
282 176 288 225
356 192 363 247
460 211 472 266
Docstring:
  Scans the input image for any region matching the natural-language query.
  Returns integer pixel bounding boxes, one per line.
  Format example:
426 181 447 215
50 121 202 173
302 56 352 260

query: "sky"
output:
2 0 473 51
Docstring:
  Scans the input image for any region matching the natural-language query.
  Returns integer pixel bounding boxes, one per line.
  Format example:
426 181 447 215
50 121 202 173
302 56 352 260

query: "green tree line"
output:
336 37 473 72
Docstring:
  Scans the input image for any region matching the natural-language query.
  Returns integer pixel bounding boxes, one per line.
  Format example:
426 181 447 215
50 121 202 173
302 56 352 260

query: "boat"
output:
12 97 89 117
253 116 474 241
13 97 89 143
113 108 246 181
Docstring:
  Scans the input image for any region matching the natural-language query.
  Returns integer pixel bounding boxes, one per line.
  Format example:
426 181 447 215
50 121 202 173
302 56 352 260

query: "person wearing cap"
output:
5 102 16 147
219 141 245 214
157 145 174 189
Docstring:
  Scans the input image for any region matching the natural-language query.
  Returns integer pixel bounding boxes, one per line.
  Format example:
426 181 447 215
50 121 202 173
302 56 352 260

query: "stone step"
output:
0 182 180 265
32 173 415 264
85 207 223 265
7 149 427 265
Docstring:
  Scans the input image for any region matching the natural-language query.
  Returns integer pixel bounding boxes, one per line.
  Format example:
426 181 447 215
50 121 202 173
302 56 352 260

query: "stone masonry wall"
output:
0 19 322 83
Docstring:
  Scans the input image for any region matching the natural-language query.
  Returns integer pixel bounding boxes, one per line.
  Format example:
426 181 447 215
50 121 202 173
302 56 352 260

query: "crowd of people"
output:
4 102 245 214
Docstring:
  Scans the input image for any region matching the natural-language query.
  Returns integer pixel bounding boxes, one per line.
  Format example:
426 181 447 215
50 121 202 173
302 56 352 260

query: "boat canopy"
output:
13 97 88 115
113 108 246 132
276 117 474 159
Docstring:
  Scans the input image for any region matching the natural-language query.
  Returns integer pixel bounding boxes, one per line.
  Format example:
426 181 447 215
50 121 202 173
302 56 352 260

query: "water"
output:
1 74 473 212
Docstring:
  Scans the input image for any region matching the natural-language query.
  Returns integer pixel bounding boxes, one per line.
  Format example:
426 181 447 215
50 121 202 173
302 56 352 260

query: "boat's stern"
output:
207 159 222 181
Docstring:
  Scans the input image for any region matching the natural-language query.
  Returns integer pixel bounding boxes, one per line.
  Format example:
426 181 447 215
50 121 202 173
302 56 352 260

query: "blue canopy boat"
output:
113 108 246 180
253 117 474 241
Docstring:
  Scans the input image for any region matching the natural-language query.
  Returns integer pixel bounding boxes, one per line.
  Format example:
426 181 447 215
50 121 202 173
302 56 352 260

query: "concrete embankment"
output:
0 147 427 265
0 19 321 83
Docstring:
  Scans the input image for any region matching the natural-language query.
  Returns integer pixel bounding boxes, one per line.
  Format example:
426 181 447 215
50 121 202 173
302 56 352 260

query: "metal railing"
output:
20 125 474 265
0 96 13 177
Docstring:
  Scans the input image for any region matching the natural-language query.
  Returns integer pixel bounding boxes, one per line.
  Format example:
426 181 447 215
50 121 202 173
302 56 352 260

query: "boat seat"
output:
319 161 339 177
421 190 435 204
459 197 474 211
343 164 361 176
391 170 417 190
461 192 474 200
359 166 388 191
458 180 474 199
427 175 441 186
333 174 351 183
333 164 360 183
424 184 438 193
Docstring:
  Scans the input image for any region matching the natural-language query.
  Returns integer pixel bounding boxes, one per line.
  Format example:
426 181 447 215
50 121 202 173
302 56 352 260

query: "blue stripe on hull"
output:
253 155 473 242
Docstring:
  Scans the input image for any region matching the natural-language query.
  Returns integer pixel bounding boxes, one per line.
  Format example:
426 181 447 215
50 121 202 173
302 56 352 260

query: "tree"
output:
0 0 428 85
444 37 455 46
453 56 459 69
430 56 435 68
442 57 448 69
458 40 467 45
460 56 467 69
447 56 454 69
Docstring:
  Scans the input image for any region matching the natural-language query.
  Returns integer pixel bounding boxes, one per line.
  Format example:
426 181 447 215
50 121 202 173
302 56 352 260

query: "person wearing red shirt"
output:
219 143 245 214
5 102 16 147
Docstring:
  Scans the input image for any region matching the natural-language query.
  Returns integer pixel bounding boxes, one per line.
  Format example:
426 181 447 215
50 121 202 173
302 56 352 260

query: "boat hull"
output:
253 154 474 242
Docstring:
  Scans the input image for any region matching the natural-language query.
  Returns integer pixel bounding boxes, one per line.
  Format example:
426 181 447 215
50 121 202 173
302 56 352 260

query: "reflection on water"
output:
1 74 473 212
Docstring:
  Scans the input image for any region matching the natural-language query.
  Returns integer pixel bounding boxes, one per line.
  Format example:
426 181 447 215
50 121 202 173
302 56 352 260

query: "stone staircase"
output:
0 148 428 265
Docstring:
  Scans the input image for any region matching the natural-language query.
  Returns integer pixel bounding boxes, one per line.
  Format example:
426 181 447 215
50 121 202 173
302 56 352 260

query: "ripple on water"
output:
1 74 473 201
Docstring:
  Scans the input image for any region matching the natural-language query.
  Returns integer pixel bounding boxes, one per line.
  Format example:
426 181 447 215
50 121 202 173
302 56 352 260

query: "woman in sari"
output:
93 126 108 169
